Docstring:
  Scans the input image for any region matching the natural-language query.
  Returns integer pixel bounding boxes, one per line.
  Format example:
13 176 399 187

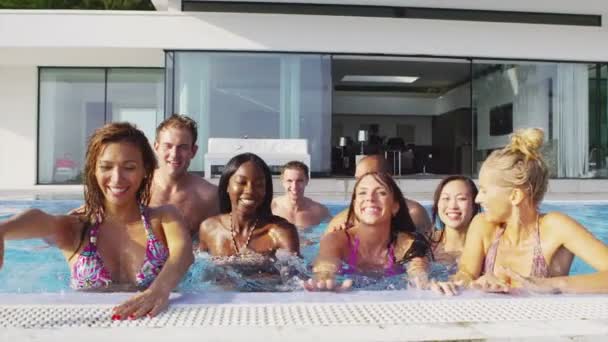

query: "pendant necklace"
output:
229 214 258 254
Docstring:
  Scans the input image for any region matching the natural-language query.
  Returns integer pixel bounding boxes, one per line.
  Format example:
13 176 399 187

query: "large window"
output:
472 61 606 178
167 52 332 174
38 68 163 184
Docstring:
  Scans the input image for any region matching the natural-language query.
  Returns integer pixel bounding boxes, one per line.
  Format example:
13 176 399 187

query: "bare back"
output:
150 173 219 236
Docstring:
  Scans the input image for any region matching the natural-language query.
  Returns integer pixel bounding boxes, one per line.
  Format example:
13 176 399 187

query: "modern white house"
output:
1 0 607 189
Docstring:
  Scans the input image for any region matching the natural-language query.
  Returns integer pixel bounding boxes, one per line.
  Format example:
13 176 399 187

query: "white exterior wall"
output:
0 67 38 187
0 49 162 188
0 0 607 187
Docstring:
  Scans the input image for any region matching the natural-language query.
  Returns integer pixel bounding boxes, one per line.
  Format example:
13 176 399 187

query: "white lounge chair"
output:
204 138 311 179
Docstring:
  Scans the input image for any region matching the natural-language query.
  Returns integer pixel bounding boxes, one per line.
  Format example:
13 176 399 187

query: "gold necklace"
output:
229 214 258 254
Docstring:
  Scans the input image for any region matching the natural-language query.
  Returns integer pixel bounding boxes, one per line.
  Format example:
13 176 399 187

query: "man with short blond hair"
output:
272 161 330 229
150 114 219 236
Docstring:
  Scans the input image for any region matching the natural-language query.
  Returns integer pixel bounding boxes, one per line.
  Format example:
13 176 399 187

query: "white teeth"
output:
446 213 461 219
362 207 380 214
240 199 255 205
109 187 127 195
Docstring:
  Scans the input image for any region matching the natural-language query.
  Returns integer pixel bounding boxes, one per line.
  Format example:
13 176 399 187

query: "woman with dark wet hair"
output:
305 172 431 292
198 153 299 261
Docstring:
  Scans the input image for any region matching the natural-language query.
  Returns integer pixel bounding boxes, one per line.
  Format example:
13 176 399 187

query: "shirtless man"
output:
326 155 432 235
271 161 330 229
150 114 219 236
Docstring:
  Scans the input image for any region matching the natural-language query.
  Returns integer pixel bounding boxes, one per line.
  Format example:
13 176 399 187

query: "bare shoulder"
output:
541 211 586 236
319 229 350 249
405 198 430 220
306 197 330 215
188 175 218 196
271 196 287 211
267 215 297 234
200 215 224 233
147 204 181 221
405 198 425 211
327 208 348 227
467 213 498 238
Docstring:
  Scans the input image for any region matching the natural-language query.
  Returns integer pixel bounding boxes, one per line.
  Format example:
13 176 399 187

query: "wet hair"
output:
346 172 430 263
71 122 157 260
281 161 309 180
483 128 549 206
430 175 480 245
218 153 273 218
155 114 198 146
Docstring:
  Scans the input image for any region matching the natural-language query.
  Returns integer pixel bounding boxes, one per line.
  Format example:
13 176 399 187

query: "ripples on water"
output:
1 200 607 293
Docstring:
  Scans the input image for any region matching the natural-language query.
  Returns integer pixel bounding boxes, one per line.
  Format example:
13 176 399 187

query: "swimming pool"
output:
1 199 606 293
2 199 608 341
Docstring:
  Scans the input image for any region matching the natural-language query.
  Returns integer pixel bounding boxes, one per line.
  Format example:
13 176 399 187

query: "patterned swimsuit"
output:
70 204 170 290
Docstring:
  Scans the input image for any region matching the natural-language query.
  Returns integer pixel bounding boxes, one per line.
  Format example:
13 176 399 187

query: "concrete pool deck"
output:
1 291 608 341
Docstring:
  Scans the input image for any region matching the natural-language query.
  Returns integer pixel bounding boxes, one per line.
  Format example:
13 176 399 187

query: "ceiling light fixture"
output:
341 75 419 83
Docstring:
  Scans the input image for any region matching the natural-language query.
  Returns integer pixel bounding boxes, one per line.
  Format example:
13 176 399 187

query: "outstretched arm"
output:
0 209 81 267
305 232 352 292
112 206 194 318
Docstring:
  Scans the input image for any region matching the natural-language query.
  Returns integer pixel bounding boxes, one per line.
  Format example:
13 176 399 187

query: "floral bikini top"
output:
483 216 549 278
70 205 170 290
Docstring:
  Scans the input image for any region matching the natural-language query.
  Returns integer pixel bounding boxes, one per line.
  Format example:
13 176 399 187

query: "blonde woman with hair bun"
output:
431 128 608 295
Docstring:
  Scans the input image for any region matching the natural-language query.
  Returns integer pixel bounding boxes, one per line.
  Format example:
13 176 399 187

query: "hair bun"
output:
509 128 544 160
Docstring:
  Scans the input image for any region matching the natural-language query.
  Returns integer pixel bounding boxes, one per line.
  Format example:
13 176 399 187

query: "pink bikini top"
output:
70 205 169 290
339 232 405 277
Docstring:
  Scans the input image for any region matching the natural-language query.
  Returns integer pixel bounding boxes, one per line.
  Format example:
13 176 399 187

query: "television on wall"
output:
489 103 513 136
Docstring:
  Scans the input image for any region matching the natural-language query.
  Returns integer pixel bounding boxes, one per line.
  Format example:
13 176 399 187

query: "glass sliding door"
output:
472 60 597 178
106 69 164 143
169 52 332 174
38 68 105 184
38 68 164 184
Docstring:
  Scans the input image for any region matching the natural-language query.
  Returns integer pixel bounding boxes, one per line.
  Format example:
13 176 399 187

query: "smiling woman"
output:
304 172 431 292
198 153 300 263
0 122 194 319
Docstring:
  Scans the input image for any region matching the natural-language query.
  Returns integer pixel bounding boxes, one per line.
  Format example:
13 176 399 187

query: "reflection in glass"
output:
38 69 105 184
38 68 164 184
472 61 596 178
171 52 332 174
107 69 164 143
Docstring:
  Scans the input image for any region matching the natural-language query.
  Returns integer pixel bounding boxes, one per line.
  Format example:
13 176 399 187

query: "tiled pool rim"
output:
1 291 608 341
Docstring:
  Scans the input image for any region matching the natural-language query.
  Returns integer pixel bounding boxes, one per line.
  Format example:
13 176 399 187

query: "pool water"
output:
0 200 607 293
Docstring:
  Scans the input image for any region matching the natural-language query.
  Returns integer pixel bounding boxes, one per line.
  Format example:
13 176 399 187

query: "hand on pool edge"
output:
302 278 353 292
111 287 170 320
429 279 464 296
500 267 561 294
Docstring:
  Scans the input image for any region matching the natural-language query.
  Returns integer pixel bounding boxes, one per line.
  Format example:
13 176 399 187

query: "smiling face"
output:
154 126 197 178
227 161 267 216
476 164 514 224
353 174 399 226
437 179 475 231
281 168 308 201
95 142 145 208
